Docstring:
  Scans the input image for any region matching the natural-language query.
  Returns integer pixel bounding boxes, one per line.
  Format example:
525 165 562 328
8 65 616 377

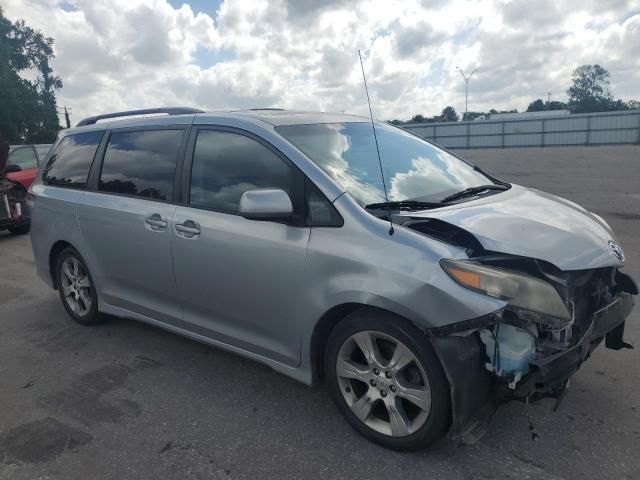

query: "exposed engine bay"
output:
0 176 29 230
399 216 637 443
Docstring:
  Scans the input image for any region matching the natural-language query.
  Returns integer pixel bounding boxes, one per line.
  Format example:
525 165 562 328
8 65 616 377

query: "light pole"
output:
456 67 476 121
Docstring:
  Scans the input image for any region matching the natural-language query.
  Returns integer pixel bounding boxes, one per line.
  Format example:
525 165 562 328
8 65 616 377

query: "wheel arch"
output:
309 302 430 384
49 240 74 289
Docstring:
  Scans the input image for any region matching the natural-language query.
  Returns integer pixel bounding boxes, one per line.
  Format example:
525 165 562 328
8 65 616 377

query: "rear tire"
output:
8 223 30 235
56 247 104 326
325 309 451 451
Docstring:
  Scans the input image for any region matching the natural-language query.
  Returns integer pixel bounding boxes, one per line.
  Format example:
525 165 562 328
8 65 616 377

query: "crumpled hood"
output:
404 184 625 271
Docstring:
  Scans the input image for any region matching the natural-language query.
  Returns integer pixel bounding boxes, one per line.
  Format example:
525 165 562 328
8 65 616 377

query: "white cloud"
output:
3 0 640 124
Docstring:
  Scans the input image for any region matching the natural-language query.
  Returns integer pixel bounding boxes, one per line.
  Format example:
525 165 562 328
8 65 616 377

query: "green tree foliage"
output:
402 108 460 124
547 100 567 110
526 98 568 112
463 111 485 121
526 99 545 112
627 100 640 110
567 64 614 113
409 114 427 123
441 106 458 122
0 6 62 144
565 65 638 113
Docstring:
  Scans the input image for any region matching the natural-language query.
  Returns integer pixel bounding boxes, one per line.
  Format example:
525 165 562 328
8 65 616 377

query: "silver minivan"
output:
30 108 636 450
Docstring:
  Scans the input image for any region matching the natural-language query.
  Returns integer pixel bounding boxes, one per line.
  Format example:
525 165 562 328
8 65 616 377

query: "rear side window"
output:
43 132 103 188
190 130 293 213
99 129 183 201
8 147 38 169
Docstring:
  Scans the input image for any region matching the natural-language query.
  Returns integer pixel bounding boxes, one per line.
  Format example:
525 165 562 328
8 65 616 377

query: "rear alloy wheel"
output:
325 310 450 450
56 248 103 325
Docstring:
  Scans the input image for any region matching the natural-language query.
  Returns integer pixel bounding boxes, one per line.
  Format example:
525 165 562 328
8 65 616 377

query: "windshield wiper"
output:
365 200 443 211
440 184 509 203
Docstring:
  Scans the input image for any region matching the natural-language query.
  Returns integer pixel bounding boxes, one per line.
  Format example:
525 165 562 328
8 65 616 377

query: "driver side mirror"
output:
6 164 21 173
239 188 293 221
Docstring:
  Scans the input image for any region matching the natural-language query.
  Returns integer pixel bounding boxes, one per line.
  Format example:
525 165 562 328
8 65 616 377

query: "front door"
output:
171 129 309 366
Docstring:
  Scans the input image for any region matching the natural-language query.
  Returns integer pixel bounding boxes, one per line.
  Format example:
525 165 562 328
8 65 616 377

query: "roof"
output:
229 109 369 126
73 108 370 130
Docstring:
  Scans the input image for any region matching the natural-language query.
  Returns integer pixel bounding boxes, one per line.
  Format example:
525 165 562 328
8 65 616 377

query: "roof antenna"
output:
358 49 394 236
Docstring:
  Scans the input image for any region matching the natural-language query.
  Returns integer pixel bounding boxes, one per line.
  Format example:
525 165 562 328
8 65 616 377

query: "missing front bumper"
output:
512 292 634 400
430 292 635 444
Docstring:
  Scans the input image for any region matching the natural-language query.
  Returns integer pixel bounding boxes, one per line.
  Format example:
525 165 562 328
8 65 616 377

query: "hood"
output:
402 184 624 271
0 143 9 176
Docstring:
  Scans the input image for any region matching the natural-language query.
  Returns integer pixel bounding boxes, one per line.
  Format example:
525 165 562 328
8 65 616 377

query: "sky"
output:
3 0 640 124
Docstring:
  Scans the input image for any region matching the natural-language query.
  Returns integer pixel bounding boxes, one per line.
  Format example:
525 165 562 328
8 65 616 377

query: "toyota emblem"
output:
608 240 625 262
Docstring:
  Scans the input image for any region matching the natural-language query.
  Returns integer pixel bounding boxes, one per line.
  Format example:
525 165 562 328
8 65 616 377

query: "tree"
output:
526 99 546 112
462 111 485 121
441 106 459 122
526 98 568 112
567 64 614 113
627 100 640 110
0 7 62 144
547 100 568 110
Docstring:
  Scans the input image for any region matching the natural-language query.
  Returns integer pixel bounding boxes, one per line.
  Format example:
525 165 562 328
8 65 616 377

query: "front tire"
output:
325 309 451 451
56 247 104 325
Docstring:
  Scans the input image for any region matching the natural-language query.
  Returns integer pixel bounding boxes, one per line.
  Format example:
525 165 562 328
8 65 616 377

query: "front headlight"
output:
440 259 570 321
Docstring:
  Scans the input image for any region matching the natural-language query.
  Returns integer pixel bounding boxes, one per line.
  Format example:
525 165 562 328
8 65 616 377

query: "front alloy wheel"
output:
325 310 450 451
337 331 431 437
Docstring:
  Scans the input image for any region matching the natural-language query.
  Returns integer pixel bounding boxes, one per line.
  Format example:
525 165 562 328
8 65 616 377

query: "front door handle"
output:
175 220 201 237
145 214 168 230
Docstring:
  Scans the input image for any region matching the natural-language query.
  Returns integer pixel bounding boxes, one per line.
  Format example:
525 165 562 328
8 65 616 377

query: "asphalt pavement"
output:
0 145 639 480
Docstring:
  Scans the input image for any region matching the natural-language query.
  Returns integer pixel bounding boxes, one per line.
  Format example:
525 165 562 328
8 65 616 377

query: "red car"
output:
0 144 50 235
6 144 51 189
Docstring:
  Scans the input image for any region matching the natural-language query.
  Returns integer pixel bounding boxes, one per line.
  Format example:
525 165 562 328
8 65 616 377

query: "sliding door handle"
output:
175 220 201 237
145 214 168 230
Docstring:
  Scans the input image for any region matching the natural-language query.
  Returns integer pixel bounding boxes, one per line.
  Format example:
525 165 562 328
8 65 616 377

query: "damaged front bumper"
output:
429 290 635 444
507 292 634 400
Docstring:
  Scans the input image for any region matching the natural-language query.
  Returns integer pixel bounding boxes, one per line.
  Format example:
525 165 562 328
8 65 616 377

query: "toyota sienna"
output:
29 107 636 450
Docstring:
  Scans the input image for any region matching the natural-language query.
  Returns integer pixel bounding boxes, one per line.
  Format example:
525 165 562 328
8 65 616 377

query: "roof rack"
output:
249 108 285 111
76 107 205 127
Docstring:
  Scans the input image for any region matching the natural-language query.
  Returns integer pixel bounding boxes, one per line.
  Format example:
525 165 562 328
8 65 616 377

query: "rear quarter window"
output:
43 132 104 189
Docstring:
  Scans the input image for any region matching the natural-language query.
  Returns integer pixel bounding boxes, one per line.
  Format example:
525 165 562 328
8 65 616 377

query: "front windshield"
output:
276 122 493 206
